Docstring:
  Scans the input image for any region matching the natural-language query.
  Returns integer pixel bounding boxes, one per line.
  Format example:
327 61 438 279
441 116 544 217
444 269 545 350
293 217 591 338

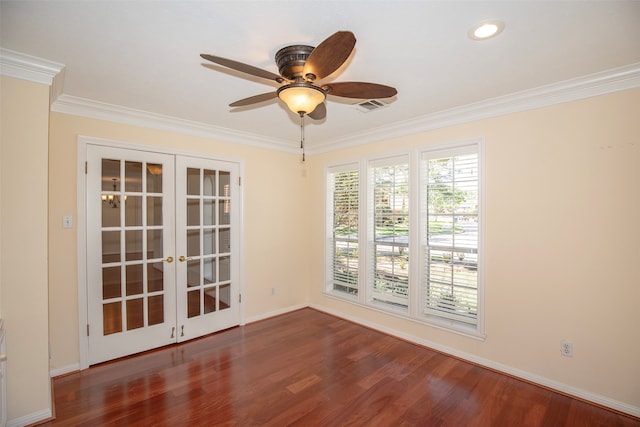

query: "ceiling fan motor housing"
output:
275 45 314 80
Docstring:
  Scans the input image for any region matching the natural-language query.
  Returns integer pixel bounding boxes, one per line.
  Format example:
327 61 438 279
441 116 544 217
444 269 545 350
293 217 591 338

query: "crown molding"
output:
52 62 640 155
309 62 640 154
7 46 638 154
0 47 65 87
51 94 299 154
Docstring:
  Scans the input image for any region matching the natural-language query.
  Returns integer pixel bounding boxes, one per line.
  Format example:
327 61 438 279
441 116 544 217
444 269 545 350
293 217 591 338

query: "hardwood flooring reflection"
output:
40 309 638 426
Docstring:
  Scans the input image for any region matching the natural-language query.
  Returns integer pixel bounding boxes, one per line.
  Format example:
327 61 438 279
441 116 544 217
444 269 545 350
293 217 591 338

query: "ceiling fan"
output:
200 31 397 121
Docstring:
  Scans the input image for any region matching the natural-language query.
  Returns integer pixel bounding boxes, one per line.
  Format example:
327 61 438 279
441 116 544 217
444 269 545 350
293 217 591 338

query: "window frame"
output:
325 162 363 301
367 154 412 314
418 140 484 336
323 139 484 339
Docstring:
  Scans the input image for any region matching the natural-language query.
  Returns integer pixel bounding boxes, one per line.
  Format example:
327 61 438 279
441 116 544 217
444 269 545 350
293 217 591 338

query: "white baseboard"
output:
50 363 80 378
309 304 640 419
7 408 52 427
244 304 308 325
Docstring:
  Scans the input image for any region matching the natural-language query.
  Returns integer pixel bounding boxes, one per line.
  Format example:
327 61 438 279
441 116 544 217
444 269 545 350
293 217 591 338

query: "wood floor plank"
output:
38 308 639 426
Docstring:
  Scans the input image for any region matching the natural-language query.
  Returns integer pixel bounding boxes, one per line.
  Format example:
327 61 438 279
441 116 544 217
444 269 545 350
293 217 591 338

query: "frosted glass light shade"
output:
277 84 326 115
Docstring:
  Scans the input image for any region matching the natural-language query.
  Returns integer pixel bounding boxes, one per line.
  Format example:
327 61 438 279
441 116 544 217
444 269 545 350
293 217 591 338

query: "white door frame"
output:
77 135 245 370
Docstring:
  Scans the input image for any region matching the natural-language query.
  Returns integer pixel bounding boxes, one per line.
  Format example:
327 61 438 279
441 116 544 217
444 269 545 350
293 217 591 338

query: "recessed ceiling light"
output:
469 20 505 40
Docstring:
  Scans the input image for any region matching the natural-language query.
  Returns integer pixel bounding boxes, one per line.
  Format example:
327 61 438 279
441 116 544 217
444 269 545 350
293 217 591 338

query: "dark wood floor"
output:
40 308 638 426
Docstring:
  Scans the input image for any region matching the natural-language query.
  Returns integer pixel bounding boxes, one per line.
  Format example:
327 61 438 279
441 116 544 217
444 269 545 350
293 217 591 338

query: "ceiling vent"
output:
354 99 388 113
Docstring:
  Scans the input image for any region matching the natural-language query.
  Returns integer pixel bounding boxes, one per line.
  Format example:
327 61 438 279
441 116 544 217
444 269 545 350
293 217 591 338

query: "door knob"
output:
165 256 174 263
179 256 193 262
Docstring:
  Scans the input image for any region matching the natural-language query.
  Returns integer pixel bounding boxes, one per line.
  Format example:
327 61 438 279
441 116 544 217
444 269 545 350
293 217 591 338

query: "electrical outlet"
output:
561 340 573 357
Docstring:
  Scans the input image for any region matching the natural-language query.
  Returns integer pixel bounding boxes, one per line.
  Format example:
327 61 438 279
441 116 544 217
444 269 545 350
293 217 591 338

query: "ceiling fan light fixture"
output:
277 83 326 115
469 20 505 40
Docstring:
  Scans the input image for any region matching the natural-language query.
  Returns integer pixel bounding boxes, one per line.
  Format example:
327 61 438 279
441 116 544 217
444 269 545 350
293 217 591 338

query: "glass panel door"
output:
86 146 241 364
87 145 176 365
175 156 240 341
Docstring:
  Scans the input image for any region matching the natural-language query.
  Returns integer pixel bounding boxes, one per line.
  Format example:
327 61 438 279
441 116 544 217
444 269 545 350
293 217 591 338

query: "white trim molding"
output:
3 48 639 155
50 364 80 379
52 62 640 155
244 304 308 325
0 48 64 85
7 408 52 427
52 94 299 154
0 48 65 100
309 303 640 419
309 62 640 154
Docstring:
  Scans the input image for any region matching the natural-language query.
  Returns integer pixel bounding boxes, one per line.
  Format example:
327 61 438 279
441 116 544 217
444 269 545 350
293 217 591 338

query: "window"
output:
421 147 480 326
327 165 360 296
324 140 483 336
370 158 410 311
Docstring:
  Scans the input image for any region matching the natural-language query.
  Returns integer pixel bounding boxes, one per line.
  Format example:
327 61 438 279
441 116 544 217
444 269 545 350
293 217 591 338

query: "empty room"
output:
1 1 639 425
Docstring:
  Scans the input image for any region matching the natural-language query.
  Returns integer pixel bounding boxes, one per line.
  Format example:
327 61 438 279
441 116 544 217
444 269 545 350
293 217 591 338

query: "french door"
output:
175 156 240 340
86 145 240 365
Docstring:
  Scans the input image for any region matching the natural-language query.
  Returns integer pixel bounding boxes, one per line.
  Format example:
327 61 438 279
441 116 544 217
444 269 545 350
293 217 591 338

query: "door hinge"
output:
239 293 242 303
238 176 241 186
86 324 90 336
85 161 88 174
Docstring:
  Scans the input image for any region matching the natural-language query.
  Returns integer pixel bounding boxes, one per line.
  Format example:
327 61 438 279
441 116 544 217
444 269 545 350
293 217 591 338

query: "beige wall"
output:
37 85 640 417
0 76 52 421
306 89 640 409
48 113 311 372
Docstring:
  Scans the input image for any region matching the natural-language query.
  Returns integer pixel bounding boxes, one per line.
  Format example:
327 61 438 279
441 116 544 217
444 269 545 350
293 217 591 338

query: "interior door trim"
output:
76 135 245 370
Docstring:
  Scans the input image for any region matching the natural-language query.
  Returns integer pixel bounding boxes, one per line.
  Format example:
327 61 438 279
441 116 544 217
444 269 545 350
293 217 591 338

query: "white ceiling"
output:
2 1 639 153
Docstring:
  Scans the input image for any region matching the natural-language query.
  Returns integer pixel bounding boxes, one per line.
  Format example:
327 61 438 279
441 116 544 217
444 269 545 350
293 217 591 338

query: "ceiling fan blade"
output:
229 92 277 107
303 31 356 82
201 54 284 83
307 102 326 120
322 82 397 99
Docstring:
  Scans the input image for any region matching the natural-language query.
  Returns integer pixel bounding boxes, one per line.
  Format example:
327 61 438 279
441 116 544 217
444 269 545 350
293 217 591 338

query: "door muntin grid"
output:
101 159 166 335
185 168 232 318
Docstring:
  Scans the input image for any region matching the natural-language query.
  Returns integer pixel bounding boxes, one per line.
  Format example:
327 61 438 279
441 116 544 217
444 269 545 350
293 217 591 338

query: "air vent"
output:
354 99 388 113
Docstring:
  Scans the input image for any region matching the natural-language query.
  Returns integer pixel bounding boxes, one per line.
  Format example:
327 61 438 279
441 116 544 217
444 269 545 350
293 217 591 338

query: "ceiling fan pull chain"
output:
300 113 306 162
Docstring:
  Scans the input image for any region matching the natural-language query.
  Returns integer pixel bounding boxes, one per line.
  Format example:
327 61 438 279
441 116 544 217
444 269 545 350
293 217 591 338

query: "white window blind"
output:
324 140 483 336
370 158 409 311
328 166 359 296
421 147 480 325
